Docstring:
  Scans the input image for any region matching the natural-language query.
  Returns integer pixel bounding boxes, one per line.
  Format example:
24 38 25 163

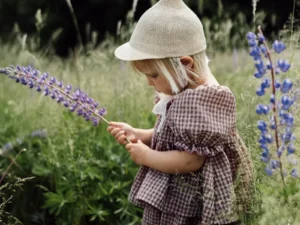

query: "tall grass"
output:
0 11 300 225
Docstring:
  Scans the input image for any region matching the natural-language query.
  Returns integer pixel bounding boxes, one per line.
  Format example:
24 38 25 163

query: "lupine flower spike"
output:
247 26 296 183
0 65 108 126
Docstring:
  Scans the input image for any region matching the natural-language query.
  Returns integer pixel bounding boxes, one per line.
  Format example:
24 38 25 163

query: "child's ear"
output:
179 56 194 69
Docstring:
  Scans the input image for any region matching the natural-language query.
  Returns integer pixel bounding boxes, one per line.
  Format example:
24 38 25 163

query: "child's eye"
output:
150 74 158 79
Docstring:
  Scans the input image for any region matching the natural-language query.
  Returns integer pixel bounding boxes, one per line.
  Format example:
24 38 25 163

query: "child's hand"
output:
107 122 137 145
125 140 150 166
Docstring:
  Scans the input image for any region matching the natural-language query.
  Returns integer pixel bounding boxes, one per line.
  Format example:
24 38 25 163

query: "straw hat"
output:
115 0 206 61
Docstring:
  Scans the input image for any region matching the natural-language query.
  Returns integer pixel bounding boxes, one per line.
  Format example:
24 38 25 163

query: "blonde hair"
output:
131 51 212 94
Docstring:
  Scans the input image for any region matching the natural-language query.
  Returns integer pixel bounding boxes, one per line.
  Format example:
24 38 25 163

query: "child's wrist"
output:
132 127 140 140
140 146 151 166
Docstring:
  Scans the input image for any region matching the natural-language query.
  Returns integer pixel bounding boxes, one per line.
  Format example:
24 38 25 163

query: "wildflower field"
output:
1 15 300 225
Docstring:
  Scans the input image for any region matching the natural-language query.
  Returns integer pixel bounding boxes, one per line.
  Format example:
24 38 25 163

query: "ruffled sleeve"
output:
168 85 236 156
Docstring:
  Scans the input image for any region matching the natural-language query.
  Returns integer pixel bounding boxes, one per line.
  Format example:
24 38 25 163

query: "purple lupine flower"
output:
3 142 13 151
0 142 14 156
249 46 260 59
275 80 281 89
248 39 257 47
43 72 49 79
266 61 273 70
275 67 281 75
255 59 266 75
57 81 64 88
281 79 293 93
270 160 280 169
259 44 268 57
291 169 298 178
257 33 265 42
36 86 42 92
261 156 269 163
272 40 286 54
254 71 264 78
256 88 265 96
247 32 257 40
77 108 84 116
57 94 64 103
277 59 291 73
31 130 48 138
265 167 273 176
269 116 276 129
261 78 271 89
247 27 296 179
287 144 295 154
0 65 109 126
257 120 267 131
277 146 284 157
98 107 107 117
256 104 269 115
91 117 99 126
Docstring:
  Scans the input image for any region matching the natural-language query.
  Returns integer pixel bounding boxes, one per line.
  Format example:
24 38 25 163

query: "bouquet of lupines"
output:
247 26 297 182
0 65 108 126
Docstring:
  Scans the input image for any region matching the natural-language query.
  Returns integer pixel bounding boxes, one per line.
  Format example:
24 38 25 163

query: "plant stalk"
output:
0 149 26 184
10 69 132 143
258 26 286 188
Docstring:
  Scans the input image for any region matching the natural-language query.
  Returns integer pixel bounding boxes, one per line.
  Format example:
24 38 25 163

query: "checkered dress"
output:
129 85 253 225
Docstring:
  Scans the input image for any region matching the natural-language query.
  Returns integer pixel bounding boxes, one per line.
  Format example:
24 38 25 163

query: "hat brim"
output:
114 42 160 61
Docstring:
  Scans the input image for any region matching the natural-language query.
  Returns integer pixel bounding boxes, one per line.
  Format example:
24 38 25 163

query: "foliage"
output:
0 2 300 224
246 26 300 224
0 35 298 223
0 38 156 224
0 177 34 225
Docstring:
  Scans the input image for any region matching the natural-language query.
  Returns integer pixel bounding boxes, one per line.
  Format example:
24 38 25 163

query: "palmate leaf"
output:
43 190 77 216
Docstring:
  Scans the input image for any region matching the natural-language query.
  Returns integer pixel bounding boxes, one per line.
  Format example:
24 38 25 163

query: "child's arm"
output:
134 128 154 146
107 122 154 146
126 140 205 174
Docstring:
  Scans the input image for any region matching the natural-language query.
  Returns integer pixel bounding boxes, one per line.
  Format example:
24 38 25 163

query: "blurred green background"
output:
0 0 300 225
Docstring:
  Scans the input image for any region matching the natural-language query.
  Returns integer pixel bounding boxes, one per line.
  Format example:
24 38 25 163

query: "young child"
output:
107 0 253 224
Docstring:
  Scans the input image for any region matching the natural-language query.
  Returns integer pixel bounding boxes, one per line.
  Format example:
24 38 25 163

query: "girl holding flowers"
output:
107 0 253 224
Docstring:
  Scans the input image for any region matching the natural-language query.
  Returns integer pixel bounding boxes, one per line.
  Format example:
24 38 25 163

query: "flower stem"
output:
11 69 132 143
14 70 110 124
0 149 26 184
258 26 286 187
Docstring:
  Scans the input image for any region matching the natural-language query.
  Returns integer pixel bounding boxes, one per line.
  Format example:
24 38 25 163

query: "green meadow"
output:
0 19 300 225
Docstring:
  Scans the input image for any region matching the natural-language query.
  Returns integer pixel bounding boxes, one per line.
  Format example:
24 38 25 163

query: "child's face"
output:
134 60 178 95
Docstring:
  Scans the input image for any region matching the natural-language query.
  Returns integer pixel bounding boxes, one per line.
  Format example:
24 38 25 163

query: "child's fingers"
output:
125 143 132 150
107 123 134 145
107 126 114 132
110 127 121 136
109 121 124 128
117 134 127 145
115 130 125 140
129 136 137 143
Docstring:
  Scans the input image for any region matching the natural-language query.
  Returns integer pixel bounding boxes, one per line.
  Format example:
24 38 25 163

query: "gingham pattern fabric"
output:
142 204 201 225
129 85 251 224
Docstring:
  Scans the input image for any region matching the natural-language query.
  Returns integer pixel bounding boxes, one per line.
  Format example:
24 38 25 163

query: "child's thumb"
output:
129 136 137 143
